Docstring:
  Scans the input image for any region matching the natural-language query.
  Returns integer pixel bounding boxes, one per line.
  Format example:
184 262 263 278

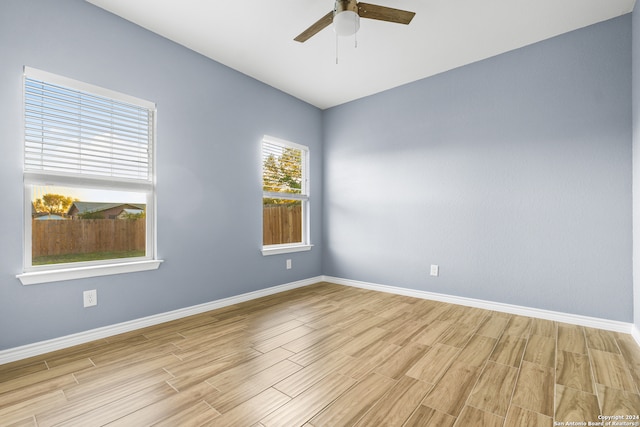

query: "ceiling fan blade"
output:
294 11 334 42
357 3 415 25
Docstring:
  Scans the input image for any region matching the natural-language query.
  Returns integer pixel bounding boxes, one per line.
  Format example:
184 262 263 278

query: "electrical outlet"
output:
83 289 97 307
430 265 439 277
286 259 292 270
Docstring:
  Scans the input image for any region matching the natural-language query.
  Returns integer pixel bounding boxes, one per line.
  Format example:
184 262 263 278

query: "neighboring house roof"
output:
68 202 145 215
34 214 66 220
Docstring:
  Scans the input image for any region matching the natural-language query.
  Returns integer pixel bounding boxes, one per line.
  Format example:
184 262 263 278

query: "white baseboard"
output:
1 274 637 365
632 325 640 347
323 276 635 335
0 276 322 365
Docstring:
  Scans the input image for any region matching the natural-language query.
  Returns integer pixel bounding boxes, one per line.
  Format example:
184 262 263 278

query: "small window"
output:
18 67 160 284
261 136 311 255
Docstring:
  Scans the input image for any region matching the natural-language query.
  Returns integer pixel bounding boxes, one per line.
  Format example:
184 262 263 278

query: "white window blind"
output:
24 68 154 183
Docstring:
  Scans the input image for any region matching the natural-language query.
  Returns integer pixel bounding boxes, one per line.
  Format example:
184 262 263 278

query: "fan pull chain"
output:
354 18 358 48
334 17 358 64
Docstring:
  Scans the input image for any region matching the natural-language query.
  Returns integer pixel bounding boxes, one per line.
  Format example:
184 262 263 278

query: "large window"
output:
261 135 311 255
18 67 161 285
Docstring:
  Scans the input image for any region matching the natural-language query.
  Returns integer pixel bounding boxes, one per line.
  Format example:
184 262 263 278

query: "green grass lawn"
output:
33 250 145 266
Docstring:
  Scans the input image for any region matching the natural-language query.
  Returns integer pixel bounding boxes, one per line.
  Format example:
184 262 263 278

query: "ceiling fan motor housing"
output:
333 0 360 36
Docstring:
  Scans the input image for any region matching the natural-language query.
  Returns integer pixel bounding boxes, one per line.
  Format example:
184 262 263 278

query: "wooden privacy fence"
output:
34 206 297 256
263 204 302 245
32 219 145 257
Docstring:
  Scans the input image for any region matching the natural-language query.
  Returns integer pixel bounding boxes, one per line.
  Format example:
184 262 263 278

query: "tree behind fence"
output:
263 204 302 245
32 219 145 257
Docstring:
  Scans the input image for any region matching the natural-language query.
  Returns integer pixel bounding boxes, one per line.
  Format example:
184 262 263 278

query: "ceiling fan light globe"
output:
333 10 360 36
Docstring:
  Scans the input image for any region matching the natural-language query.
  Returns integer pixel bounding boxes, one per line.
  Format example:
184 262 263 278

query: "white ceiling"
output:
86 0 635 109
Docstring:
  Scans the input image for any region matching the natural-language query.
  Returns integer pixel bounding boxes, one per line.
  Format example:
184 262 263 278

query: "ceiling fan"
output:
294 0 415 42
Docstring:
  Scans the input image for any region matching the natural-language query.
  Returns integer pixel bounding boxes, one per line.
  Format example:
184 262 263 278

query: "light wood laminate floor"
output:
1 282 639 426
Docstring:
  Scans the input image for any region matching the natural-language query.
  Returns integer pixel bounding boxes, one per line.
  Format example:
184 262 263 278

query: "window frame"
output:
17 67 162 285
261 135 312 256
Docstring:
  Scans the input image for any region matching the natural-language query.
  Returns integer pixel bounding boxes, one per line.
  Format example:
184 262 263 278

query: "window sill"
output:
261 244 313 256
17 259 164 285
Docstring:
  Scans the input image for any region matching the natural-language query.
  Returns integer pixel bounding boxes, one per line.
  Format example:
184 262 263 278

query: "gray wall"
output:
323 15 633 322
633 6 640 332
0 0 323 350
